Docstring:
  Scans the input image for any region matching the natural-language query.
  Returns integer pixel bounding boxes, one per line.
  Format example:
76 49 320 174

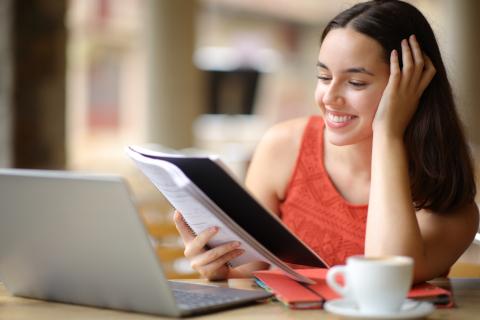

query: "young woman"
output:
174 0 479 283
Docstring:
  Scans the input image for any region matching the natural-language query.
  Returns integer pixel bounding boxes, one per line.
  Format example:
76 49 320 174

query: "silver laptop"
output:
0 169 271 317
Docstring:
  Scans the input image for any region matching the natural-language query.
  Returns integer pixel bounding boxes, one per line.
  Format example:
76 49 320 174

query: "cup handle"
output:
326 266 348 297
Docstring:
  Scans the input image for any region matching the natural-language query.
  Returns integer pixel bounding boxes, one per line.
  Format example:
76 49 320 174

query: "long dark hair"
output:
321 0 476 213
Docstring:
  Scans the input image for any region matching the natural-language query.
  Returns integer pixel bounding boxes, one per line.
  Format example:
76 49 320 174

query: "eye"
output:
348 80 367 88
317 75 331 82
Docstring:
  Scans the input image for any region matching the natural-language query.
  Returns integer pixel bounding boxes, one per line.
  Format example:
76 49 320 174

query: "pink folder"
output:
254 268 453 309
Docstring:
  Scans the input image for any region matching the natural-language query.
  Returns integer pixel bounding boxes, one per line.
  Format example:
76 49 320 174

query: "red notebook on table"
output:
254 268 453 310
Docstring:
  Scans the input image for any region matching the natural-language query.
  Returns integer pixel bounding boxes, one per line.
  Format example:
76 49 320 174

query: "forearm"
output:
366 132 425 260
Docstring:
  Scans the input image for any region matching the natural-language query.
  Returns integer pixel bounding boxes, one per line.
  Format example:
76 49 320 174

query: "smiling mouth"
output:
326 112 357 123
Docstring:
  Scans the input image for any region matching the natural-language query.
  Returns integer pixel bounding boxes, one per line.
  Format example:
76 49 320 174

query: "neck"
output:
326 135 373 177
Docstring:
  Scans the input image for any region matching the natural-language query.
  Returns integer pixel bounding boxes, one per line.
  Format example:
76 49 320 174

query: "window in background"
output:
66 0 198 279
87 51 121 131
66 0 146 172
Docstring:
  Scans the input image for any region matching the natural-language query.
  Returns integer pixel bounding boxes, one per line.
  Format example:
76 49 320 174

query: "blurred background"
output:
1 0 479 278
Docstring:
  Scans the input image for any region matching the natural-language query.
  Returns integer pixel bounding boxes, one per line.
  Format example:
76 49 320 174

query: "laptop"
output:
0 169 272 317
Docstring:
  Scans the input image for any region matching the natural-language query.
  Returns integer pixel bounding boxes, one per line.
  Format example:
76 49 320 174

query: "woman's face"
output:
315 27 390 146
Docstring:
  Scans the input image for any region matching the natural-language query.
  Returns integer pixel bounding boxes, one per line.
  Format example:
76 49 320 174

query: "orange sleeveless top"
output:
279 116 368 266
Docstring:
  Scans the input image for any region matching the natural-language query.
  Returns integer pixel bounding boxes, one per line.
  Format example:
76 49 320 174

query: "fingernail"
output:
232 241 241 248
411 34 416 40
209 226 218 233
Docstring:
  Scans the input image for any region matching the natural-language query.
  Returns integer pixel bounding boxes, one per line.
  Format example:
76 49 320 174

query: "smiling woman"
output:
315 27 390 146
173 0 479 284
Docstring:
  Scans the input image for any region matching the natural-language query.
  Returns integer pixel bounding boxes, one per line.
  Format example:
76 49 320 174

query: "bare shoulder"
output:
447 202 479 243
258 117 310 155
454 201 480 236
422 202 479 232
245 117 310 213
419 202 479 242
418 201 479 275
457 201 479 223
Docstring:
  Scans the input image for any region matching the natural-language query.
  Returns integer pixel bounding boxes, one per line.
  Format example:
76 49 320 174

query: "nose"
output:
321 82 345 107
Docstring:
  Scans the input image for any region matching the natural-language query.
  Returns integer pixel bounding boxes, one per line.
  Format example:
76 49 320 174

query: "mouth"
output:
325 111 357 128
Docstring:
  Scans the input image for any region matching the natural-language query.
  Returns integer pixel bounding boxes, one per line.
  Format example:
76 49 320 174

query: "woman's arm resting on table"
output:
366 134 479 283
366 36 479 283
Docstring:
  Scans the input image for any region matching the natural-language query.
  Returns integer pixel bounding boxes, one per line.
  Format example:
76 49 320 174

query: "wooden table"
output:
1 278 479 319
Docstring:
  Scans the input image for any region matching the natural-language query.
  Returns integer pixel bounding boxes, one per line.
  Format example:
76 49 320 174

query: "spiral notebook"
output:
127 145 328 284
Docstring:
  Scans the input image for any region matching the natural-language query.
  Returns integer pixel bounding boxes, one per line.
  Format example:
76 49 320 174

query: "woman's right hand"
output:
173 211 245 281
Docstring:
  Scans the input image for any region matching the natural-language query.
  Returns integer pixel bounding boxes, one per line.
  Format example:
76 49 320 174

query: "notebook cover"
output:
254 268 453 309
129 146 327 269
408 282 454 308
253 272 324 309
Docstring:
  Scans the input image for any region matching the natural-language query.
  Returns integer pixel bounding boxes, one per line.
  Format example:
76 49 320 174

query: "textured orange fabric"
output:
279 116 368 267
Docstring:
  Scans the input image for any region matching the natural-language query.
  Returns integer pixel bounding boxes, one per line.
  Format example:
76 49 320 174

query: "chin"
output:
327 137 355 146
325 129 373 147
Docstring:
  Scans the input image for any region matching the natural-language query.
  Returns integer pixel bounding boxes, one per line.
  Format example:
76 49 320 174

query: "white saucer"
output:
324 299 435 319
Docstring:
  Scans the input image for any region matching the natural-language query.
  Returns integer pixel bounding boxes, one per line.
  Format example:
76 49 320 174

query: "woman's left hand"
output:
373 35 436 138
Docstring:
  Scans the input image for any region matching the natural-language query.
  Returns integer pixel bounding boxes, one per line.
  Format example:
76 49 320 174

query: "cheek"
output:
353 89 384 116
314 83 325 106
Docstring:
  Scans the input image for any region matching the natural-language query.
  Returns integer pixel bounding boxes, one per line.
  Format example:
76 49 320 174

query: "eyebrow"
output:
316 61 375 76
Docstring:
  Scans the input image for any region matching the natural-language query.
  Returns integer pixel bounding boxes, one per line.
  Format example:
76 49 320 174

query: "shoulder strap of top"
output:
282 116 324 200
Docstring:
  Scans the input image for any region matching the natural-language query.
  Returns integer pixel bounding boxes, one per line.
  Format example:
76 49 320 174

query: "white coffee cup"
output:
326 255 414 315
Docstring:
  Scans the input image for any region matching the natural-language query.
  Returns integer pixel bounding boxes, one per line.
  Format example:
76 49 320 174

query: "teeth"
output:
327 113 354 123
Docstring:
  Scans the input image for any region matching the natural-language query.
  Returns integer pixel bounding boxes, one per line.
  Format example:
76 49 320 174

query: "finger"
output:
183 226 219 257
190 241 241 269
195 249 244 277
408 34 425 87
417 54 436 94
173 211 196 244
388 49 401 88
401 38 414 83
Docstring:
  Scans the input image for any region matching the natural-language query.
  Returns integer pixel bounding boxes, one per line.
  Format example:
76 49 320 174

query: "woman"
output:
174 0 478 283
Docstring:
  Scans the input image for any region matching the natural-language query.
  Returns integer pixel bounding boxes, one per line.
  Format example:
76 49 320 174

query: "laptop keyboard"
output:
173 289 243 310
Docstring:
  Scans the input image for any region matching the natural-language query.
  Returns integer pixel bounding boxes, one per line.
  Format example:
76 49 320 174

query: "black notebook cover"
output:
139 152 327 269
